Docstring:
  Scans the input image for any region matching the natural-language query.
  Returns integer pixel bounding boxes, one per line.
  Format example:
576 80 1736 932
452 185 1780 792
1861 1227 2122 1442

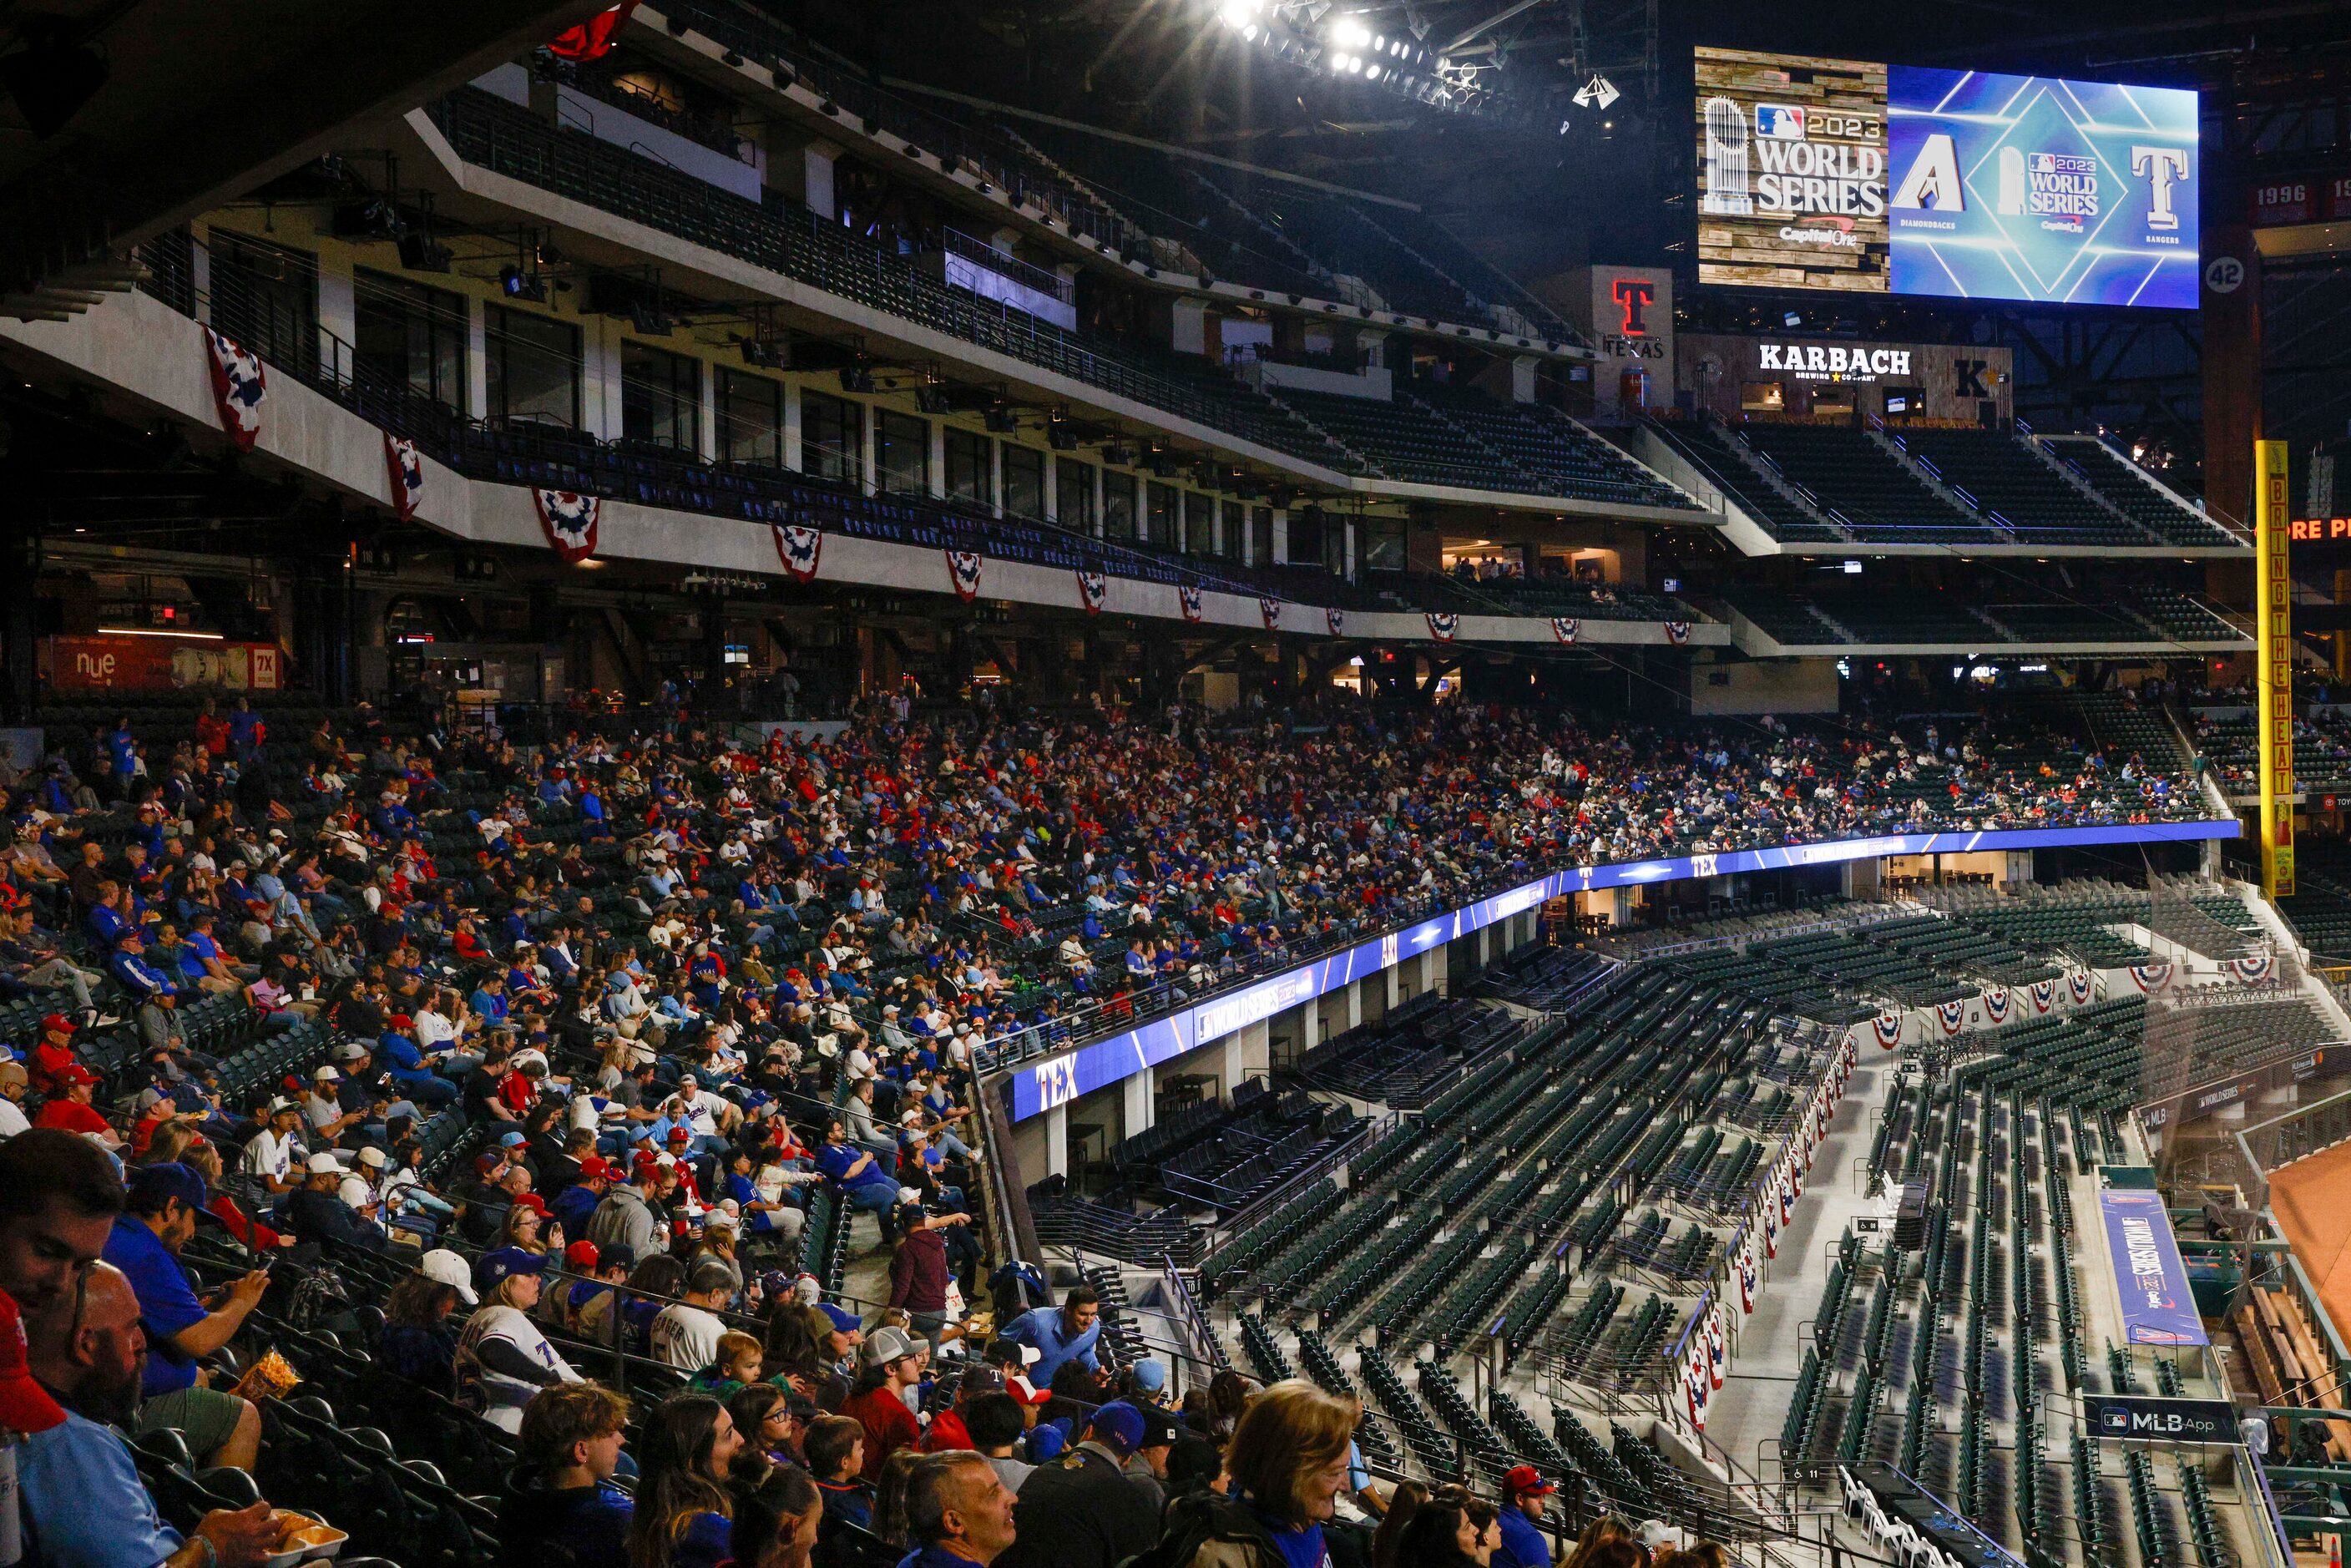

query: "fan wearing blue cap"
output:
454 1247 584 1433
995 1400 1160 1568
102 1161 270 1469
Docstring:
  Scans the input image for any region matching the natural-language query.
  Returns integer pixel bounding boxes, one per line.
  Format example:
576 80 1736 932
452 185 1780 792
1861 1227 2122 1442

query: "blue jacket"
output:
1003 1303 1102 1387
1495 1507 1554 1568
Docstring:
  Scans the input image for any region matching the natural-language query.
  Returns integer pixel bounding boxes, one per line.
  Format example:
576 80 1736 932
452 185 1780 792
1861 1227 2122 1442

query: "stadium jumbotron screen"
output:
1696 47 2199 307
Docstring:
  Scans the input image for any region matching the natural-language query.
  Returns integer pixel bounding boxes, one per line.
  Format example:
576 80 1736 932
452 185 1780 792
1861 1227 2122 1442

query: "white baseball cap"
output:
419 1248 479 1306
306 1152 345 1176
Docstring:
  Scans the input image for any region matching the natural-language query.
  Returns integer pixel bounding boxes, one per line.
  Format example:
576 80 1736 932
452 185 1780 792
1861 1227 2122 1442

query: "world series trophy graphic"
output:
1701 97 1752 215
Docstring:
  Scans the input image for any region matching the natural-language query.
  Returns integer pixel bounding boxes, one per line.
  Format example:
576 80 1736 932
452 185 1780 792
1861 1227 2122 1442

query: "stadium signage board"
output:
2096 1189 2209 1346
2083 1395 2239 1444
1696 47 2200 307
1004 817 2241 1120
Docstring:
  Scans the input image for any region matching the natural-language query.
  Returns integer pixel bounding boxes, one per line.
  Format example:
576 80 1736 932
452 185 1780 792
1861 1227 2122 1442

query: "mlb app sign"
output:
1698 48 2198 308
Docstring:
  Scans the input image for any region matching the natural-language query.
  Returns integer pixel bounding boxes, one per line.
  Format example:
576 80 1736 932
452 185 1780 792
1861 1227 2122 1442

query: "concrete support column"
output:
1043 1103 1069 1180
466 297 490 420
802 140 842 220
190 225 212 325
1222 1031 1247 1100
1385 960 1401 1010
988 436 1004 517
1041 452 1058 522
583 316 624 441
858 402 877 497
1356 328 1389 369
1512 354 1540 402
1346 981 1363 1031
1428 942 1449 997
1477 924 1492 966
1094 464 1107 539
1171 298 1209 357
698 359 720 463
316 256 356 382
1272 508 1290 565
781 382 803 472
1122 1070 1154 1141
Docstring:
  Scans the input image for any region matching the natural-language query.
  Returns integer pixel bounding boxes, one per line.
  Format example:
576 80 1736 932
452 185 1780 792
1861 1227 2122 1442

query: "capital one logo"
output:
1611 277 1656 336
1892 134 2190 229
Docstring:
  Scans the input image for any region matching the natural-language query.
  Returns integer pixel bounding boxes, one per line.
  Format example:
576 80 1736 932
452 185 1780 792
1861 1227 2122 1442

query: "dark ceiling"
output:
765 0 2351 278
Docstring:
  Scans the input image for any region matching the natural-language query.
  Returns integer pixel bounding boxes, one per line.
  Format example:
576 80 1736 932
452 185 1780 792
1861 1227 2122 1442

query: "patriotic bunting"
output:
774 524 822 584
2030 979 2056 1014
1871 1011 1902 1049
1076 569 1109 615
2068 970 2094 1005
946 549 984 603
1551 617 1580 645
1982 987 2010 1025
534 490 599 563
203 327 265 452
383 433 423 523
1178 584 1204 623
548 0 640 60
2129 963 2174 994
2229 954 2274 984
1426 611 1459 643
1259 596 1281 630
1662 620 1691 645
1327 606 1346 636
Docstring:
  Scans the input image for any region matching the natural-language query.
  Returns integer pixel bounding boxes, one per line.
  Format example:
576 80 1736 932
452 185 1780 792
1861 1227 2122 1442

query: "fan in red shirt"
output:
837 1325 925 1479
32 1064 122 1149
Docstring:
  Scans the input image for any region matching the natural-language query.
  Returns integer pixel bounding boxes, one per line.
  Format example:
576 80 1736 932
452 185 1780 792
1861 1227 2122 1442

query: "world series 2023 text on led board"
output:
1698 47 2199 307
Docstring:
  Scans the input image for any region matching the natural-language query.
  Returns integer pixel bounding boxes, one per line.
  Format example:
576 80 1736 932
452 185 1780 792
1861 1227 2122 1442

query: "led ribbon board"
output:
1004 817 2240 1120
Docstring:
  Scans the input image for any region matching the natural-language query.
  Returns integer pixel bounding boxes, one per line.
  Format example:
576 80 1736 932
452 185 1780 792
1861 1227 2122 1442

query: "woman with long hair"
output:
727 1383 803 1478
868 1448 923 1553
1397 1487 1503 1568
727 1463 821 1568
1561 1515 1637 1568
1371 1479 1431 1568
1206 1369 1257 1443
378 1275 464 1393
625 1394 744 1568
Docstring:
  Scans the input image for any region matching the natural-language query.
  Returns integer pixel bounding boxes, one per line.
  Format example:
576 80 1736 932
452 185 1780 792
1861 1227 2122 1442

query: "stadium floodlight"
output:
1218 0 1257 27
1331 16 1373 48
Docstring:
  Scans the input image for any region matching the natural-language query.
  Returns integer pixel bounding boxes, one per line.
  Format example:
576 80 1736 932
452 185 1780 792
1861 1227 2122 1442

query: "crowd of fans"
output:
0 1111 1738 1568
0 690 2205 1568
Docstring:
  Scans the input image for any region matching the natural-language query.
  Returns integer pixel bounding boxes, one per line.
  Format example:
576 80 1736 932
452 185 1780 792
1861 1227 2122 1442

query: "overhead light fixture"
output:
0 26 109 137
499 265 546 302
397 233 452 272
96 626 223 640
1572 73 1620 110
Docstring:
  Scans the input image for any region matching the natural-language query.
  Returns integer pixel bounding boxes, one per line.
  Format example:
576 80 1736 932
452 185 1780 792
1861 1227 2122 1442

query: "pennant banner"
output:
1982 987 2010 1025
383 432 423 523
1178 584 1204 624
1076 569 1108 615
534 490 599 563
1871 1011 1902 1049
774 524 822 584
203 327 265 452
946 549 984 603
1426 611 1459 643
1936 999 1968 1035
2130 963 2174 994
1552 617 1580 645
2229 954 2274 984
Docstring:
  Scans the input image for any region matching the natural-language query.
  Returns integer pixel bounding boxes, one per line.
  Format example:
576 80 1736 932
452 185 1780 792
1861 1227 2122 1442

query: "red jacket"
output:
840 1384 922 1479
887 1228 950 1314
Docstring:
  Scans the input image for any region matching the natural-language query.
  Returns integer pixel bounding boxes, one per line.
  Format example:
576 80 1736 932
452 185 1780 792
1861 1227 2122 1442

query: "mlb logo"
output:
2030 152 2056 173
1756 104 1806 140
2101 1408 2129 1434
